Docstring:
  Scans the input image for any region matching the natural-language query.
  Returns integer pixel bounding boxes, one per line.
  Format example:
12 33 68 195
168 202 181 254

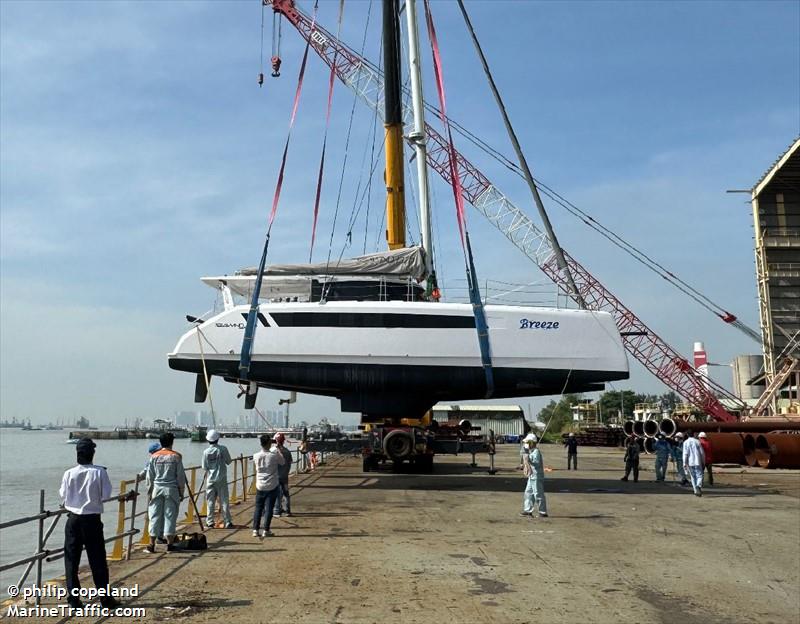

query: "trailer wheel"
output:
363 456 376 472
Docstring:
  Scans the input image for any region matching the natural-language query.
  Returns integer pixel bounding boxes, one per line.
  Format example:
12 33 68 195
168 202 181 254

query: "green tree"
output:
536 393 582 436
597 390 644 420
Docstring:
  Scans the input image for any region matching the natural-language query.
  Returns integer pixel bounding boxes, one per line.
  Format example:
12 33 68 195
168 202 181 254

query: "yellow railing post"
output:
140 511 151 544
248 458 257 495
231 459 239 504
185 468 196 523
241 457 248 502
110 481 127 560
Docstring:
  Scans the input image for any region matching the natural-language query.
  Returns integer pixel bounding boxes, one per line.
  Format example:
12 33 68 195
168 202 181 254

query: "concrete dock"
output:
6 446 799 623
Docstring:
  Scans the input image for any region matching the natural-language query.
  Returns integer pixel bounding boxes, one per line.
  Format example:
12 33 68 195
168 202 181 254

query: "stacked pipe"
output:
622 417 800 468
561 426 626 447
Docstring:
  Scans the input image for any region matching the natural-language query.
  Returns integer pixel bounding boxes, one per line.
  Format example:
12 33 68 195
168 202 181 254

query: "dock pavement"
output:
3 445 799 623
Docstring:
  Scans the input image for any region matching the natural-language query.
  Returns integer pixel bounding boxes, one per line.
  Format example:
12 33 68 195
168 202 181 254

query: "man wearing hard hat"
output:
520 433 548 518
202 429 233 528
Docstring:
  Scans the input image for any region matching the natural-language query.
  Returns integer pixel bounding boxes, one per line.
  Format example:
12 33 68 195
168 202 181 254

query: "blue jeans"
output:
273 480 291 515
687 465 704 493
522 476 547 514
655 455 669 481
253 487 280 531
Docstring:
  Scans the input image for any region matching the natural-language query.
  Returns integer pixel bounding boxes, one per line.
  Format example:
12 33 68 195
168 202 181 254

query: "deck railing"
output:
0 447 328 606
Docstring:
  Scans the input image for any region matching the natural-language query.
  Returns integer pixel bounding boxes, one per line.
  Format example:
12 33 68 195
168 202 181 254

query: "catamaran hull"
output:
168 301 629 418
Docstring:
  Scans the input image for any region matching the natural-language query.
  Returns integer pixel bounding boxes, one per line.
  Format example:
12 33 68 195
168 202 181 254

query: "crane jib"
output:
265 0 743 421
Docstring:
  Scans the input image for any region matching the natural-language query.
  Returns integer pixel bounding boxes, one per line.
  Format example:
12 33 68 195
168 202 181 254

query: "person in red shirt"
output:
698 432 714 486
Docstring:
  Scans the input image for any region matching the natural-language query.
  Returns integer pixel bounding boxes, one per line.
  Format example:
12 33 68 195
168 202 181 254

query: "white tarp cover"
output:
240 246 427 281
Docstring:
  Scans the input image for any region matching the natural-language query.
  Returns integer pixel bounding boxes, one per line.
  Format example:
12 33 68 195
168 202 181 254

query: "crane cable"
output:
240 1 319 380
309 0 345 262
423 0 494 399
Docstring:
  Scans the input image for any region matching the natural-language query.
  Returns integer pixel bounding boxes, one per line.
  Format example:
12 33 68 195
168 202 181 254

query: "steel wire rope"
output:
363 97 380 253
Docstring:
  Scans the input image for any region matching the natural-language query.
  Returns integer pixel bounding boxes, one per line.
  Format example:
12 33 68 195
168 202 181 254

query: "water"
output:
0 429 297 590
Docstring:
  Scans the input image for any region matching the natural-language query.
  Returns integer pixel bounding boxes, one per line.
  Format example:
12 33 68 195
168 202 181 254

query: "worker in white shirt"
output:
202 429 233 528
682 431 706 497
59 438 121 610
252 433 285 537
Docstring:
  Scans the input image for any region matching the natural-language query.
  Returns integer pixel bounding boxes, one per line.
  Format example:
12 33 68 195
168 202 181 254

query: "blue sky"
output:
1 0 798 426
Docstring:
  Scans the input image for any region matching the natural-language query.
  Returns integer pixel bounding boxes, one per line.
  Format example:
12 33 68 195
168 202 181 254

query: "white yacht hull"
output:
168 301 628 417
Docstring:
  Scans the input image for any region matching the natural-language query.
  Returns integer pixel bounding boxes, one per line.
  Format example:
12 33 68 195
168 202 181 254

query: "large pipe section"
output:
623 420 635 436
632 421 645 438
642 438 655 454
659 417 677 437
753 434 800 469
643 420 659 438
673 419 800 434
704 432 746 465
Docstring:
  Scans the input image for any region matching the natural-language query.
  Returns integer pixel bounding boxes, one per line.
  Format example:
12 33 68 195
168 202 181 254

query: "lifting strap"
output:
310 0 345 262
239 3 319 380
423 0 493 398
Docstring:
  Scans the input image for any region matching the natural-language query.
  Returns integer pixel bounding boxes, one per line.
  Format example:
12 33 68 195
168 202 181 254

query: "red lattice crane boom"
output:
263 0 743 422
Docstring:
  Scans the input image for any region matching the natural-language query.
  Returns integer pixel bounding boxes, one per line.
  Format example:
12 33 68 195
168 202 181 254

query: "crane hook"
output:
271 56 282 77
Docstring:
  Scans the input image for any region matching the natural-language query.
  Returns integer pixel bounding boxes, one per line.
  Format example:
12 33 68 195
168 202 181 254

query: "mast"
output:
383 0 406 250
404 0 433 274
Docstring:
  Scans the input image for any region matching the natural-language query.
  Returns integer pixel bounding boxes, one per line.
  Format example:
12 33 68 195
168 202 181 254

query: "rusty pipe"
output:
643 419 660 438
633 421 645 438
703 432 746 465
659 417 677 438
754 434 800 469
674 419 800 434
623 421 635 436
743 434 759 467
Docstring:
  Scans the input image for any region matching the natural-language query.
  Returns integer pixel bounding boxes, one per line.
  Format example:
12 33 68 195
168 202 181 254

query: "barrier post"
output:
35 490 44 606
241 457 248 502
126 477 141 560
140 511 151 544
248 459 257 495
231 460 239 504
185 468 197 523
110 481 127 560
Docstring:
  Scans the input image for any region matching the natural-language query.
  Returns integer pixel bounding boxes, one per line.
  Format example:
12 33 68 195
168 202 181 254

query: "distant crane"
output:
263 0 745 422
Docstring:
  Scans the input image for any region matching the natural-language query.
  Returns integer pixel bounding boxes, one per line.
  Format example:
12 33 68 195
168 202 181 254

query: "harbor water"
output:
0 428 298 590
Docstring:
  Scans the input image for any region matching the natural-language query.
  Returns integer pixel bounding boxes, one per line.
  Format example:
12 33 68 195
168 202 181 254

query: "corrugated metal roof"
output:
433 404 523 412
752 137 800 198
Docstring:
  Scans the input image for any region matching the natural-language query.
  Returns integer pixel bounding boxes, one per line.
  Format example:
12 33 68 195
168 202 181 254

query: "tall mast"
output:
404 0 433 274
383 0 406 250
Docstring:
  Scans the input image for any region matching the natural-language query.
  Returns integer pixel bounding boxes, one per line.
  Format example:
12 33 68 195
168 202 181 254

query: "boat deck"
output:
5 446 799 623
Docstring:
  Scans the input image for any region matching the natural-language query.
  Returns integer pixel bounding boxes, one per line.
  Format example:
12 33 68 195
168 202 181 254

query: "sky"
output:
1 0 798 427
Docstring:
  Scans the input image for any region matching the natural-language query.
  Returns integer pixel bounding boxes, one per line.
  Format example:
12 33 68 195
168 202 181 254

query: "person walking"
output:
621 436 640 482
145 432 186 552
59 438 121 610
272 433 294 518
202 429 233 528
682 431 706 497
698 432 714 486
671 433 688 485
654 434 671 482
252 434 285 537
564 432 578 470
520 434 548 518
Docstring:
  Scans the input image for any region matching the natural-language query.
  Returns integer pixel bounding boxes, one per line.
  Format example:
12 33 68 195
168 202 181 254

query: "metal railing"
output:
0 447 329 605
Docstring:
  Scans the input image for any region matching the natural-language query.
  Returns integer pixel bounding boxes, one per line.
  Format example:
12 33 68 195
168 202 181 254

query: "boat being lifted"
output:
168 246 628 421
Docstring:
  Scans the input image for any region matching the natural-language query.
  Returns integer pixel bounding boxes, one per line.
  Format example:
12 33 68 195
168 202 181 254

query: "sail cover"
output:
240 246 428 281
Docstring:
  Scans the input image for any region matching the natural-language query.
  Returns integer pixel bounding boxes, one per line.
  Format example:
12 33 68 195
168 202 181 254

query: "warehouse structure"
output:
431 404 528 437
750 138 800 413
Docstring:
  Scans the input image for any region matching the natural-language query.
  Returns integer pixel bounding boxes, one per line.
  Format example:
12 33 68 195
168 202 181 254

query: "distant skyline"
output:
1 0 798 426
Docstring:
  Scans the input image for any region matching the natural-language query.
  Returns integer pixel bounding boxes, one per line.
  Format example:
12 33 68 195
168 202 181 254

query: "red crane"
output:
263 0 743 422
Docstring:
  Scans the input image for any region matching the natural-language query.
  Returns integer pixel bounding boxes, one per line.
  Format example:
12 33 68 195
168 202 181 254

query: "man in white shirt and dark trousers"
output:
252 434 285 537
59 438 120 610
682 431 706 497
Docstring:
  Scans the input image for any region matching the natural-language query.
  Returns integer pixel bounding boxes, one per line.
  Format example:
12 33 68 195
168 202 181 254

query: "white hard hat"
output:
206 429 220 442
523 433 538 443
568 432 575 437
675 432 684 439
698 432 707 438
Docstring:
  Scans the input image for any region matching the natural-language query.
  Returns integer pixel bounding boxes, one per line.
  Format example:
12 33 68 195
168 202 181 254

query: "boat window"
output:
269 312 475 329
